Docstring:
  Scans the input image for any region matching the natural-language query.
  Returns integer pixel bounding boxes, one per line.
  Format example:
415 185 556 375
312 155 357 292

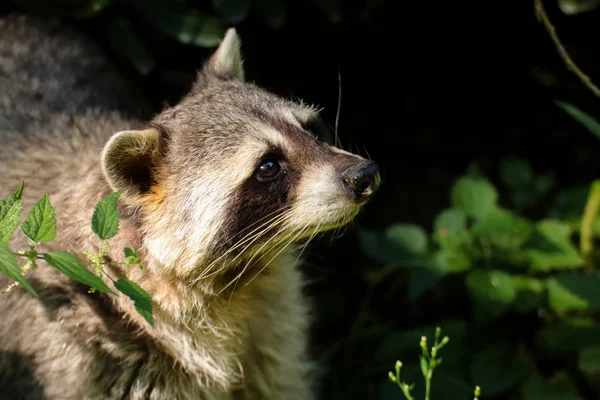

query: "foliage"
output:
8 0 344 76
342 100 600 400
0 182 154 326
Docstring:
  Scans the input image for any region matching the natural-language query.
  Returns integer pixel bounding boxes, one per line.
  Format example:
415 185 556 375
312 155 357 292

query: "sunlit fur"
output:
0 14 379 400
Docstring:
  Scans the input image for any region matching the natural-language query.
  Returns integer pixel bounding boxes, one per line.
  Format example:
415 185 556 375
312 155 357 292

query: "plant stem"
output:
580 180 600 259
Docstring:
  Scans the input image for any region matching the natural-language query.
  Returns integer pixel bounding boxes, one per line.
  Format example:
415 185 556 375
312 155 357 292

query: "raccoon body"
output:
0 14 380 400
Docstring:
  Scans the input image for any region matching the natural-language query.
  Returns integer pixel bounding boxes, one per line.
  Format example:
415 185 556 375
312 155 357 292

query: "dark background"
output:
4 0 600 399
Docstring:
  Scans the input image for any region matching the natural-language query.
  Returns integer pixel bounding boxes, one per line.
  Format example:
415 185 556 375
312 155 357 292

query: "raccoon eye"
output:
256 159 281 181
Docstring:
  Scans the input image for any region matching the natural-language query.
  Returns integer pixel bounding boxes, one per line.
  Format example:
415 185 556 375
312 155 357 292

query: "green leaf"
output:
433 208 466 236
579 347 600 374
555 100 600 141
254 0 286 29
107 18 156 75
21 193 56 243
114 278 153 326
212 0 250 24
0 243 37 296
0 181 25 244
450 176 498 219
546 273 600 315
431 248 472 273
470 346 528 396
43 251 115 295
408 267 445 300
499 156 534 189
523 220 584 271
385 224 428 255
465 269 517 316
520 372 582 400
559 0 600 15
132 0 228 47
512 275 545 313
91 191 121 241
472 208 533 251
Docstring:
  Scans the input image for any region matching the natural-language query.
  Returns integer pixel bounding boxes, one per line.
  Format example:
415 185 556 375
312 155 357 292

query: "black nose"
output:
341 160 381 202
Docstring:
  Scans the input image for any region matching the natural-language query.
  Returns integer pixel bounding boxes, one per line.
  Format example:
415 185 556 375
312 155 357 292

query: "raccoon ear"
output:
101 127 166 198
205 28 245 82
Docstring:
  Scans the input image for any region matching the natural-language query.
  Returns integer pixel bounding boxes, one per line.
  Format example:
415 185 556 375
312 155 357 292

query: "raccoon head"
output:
101 29 381 284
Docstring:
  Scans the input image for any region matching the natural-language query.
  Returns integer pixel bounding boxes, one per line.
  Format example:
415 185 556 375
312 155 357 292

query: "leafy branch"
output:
0 181 154 326
388 327 481 400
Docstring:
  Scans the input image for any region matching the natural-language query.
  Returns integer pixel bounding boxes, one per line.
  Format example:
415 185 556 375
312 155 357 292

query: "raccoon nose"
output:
341 161 381 202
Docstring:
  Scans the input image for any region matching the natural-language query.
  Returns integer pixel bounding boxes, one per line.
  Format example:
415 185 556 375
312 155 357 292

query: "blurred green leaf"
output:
523 220 584 271
559 0 600 15
465 270 517 316
499 156 534 189
131 0 227 47
434 208 466 236
547 273 600 315
212 0 250 24
472 208 533 251
450 176 498 220
254 0 286 29
470 346 528 396
431 248 471 273
550 185 589 220
107 18 156 75
408 267 444 300
520 371 582 400
579 347 600 374
385 224 428 255
512 275 545 313
555 101 600 141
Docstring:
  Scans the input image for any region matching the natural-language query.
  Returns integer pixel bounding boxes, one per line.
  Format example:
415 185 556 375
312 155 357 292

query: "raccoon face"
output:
101 29 381 280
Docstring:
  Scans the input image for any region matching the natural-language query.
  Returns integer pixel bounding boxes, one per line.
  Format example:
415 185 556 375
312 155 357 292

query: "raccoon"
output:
0 13 381 400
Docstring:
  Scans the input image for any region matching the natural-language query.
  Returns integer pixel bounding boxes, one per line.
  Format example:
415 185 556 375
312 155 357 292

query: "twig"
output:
534 0 600 98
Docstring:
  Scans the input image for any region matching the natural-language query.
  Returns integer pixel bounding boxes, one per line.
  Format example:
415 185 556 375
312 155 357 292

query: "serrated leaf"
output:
555 101 600 141
107 18 156 75
254 0 286 29
114 278 153 326
578 347 600 374
520 372 582 400
0 181 25 245
523 220 584 271
465 269 517 316
212 0 250 24
0 243 37 296
21 193 56 243
43 251 115 295
92 191 121 241
132 0 227 47
450 176 498 219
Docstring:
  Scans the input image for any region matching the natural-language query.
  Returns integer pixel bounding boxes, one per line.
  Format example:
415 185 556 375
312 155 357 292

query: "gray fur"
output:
0 13 378 400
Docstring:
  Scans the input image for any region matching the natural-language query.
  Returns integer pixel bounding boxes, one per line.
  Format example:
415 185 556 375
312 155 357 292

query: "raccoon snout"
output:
341 160 381 203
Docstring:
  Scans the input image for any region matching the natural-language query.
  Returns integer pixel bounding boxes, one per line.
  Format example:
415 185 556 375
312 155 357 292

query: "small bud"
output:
420 336 427 348
388 371 396 382
441 336 450 345
431 347 438 358
474 386 481 396
435 326 441 338
395 361 402 370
